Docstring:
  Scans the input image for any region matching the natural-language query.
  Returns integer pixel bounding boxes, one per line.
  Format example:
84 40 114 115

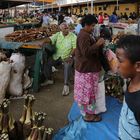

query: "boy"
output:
116 35 140 140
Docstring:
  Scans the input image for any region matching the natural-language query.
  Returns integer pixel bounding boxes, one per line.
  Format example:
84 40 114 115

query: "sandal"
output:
83 115 102 122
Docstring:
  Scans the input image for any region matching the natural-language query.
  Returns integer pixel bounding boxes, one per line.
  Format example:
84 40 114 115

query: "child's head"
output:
116 35 140 79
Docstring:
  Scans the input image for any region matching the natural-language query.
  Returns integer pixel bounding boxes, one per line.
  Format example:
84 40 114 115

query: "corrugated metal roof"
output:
0 0 33 9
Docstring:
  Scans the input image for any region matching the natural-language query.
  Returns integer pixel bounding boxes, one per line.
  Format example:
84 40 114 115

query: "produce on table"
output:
5 25 60 43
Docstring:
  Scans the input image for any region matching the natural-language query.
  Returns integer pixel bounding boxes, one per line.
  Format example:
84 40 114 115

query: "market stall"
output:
0 25 15 38
0 38 44 93
0 24 59 93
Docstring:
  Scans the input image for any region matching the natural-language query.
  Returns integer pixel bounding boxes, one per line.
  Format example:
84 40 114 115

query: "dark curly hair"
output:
117 35 140 63
82 14 98 27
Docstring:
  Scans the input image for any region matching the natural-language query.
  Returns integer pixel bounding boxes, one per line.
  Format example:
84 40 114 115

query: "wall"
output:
70 2 138 16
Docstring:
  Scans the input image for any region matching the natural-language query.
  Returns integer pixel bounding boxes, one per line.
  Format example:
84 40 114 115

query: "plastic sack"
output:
95 81 107 114
0 61 11 103
106 49 118 73
8 53 25 96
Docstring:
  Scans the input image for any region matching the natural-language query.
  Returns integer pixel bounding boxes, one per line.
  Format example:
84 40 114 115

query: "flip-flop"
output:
83 115 102 122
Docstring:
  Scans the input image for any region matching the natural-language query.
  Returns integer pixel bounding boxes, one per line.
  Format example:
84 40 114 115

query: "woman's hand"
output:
96 38 105 47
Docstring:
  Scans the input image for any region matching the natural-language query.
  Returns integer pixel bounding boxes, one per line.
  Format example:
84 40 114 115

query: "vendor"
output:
42 12 50 27
42 22 77 96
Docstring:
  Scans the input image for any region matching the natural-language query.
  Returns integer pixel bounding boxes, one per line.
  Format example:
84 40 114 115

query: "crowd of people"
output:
40 11 139 26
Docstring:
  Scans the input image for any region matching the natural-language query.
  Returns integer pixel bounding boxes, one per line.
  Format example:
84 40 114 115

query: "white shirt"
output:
64 16 74 24
43 15 50 25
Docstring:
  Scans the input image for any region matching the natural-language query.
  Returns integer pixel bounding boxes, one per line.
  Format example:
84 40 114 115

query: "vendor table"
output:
14 22 41 30
0 39 45 93
0 25 15 38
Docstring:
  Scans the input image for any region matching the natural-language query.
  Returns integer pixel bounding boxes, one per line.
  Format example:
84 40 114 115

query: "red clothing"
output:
98 15 103 24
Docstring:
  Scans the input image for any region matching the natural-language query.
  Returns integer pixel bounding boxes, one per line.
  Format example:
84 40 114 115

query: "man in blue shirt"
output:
109 12 118 23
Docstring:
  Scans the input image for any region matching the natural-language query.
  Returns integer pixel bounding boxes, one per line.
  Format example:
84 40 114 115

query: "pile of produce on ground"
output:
0 95 53 140
5 24 59 43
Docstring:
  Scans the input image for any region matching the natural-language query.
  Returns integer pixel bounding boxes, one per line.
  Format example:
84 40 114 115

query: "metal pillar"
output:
91 0 93 15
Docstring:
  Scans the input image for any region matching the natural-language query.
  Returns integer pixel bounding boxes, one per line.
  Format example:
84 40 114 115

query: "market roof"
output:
0 0 33 9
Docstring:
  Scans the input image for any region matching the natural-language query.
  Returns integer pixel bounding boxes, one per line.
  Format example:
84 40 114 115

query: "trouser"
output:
43 55 73 85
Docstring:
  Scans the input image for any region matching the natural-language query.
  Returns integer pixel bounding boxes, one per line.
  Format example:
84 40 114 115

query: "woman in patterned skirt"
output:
74 14 105 122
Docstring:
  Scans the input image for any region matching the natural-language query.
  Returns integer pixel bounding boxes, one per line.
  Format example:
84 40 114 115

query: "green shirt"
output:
50 31 77 60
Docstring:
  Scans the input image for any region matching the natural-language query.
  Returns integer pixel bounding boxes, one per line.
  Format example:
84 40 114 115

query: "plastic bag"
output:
106 49 118 73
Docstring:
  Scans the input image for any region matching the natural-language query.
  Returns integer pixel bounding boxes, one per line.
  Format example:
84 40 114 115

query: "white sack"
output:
23 69 32 90
124 24 137 35
95 81 107 114
0 61 11 103
8 53 25 96
0 52 7 62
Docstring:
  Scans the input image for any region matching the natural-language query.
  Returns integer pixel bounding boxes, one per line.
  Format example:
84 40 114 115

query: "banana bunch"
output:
42 128 54 140
17 94 36 140
0 133 9 140
27 112 53 140
0 99 16 140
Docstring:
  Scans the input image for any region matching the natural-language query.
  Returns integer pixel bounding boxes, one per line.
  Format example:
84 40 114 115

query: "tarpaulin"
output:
53 96 122 140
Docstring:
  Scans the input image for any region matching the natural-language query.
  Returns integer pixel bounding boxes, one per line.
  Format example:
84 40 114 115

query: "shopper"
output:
109 12 118 23
103 13 109 26
98 12 104 24
58 12 64 25
74 18 83 35
42 22 77 96
74 14 105 122
123 12 128 20
117 35 140 140
64 13 74 25
42 12 50 27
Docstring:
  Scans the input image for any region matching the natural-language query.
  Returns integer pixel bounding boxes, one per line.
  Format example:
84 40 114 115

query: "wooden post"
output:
87 0 89 14
116 0 119 13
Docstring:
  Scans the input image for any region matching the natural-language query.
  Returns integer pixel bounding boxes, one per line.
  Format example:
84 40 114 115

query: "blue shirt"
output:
109 15 118 23
74 24 83 35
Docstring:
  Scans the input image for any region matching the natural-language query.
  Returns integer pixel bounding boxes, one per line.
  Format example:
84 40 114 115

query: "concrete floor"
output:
9 68 74 133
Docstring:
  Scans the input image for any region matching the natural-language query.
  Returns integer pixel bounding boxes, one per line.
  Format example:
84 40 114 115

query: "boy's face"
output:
116 48 136 79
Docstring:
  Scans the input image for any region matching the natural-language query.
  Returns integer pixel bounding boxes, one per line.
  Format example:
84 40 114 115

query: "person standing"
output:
117 35 140 140
109 12 118 23
42 12 50 27
98 12 104 24
74 14 105 122
103 13 109 26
